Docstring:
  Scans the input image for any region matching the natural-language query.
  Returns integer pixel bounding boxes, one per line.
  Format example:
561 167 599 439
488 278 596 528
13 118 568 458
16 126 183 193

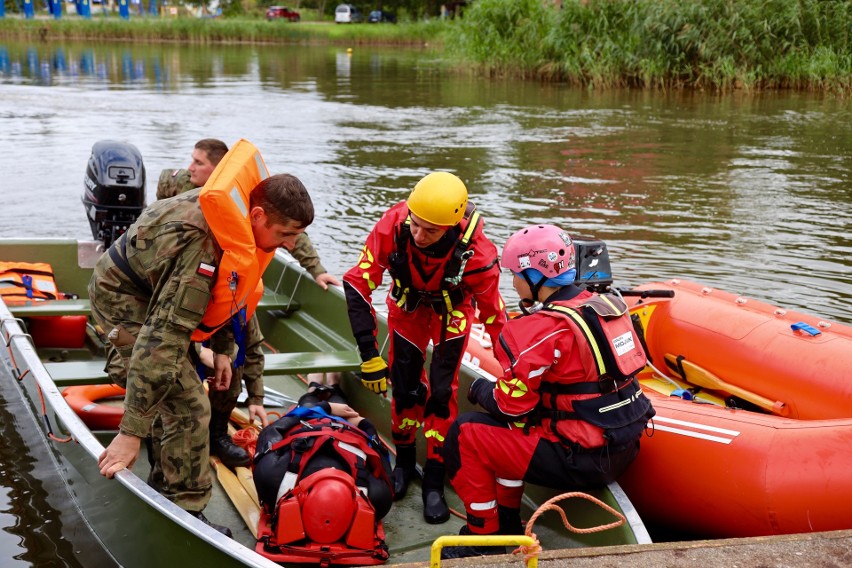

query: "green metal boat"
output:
0 238 650 567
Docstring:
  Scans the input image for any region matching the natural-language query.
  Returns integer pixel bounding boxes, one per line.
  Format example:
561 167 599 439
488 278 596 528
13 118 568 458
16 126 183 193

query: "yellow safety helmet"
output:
407 172 468 227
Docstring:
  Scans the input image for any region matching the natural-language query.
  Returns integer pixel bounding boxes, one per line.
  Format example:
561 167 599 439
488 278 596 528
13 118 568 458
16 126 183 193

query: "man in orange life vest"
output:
441 224 655 559
157 138 341 469
342 172 507 524
89 173 314 537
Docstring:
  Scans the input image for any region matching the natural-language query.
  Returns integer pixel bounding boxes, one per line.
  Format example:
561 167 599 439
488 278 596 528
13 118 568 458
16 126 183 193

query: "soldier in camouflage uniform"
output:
156 138 229 200
156 139 340 468
90 174 314 537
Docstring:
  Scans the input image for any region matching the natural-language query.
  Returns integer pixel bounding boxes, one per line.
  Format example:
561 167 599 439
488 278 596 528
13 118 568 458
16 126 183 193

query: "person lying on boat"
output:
90 168 315 539
441 224 656 559
342 171 507 525
252 377 393 564
157 138 341 470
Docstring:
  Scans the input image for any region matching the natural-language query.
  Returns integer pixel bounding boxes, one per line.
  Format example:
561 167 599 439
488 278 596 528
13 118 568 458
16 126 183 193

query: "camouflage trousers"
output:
101 334 213 512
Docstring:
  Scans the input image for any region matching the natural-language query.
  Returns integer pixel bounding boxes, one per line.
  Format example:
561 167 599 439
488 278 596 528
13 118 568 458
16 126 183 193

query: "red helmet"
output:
300 470 358 543
501 224 576 278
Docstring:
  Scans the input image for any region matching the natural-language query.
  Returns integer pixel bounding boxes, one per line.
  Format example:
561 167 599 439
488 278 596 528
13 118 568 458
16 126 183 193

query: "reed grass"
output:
447 0 852 92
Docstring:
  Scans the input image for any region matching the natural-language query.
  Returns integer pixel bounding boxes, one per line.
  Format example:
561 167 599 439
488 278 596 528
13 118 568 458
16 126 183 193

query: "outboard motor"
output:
82 140 147 247
573 238 613 293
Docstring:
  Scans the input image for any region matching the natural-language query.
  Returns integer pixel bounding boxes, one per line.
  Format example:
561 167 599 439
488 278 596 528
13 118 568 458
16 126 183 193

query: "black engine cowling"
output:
82 140 146 247
573 238 613 293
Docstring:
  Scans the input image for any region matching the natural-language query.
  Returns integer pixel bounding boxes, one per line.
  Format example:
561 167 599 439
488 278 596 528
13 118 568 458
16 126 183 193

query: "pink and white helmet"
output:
501 224 576 278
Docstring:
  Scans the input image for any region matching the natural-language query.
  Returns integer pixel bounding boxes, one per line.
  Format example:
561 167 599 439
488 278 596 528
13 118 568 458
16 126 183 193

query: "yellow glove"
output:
360 356 388 395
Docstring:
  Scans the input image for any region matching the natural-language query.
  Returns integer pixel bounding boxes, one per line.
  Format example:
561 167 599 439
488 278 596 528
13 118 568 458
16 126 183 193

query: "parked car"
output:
335 4 362 23
367 9 396 23
266 6 300 22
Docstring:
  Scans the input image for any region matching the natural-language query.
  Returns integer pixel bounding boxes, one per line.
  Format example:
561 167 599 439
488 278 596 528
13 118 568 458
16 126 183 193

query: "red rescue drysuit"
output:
444 285 654 535
343 201 506 462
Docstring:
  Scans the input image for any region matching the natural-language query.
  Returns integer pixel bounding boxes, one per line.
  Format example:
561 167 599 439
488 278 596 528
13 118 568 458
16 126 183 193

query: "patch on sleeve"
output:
197 262 215 278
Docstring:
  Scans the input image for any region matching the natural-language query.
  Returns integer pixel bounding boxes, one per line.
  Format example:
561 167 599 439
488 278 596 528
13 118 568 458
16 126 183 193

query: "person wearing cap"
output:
342 172 507 524
440 224 655 559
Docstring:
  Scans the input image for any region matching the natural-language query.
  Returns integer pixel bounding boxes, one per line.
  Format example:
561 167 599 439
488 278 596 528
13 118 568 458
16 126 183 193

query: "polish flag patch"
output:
197 262 215 277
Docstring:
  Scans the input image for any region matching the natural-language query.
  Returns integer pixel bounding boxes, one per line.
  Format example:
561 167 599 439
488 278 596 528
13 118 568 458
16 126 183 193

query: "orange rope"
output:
35 378 73 443
3 324 72 442
232 427 258 458
514 491 626 561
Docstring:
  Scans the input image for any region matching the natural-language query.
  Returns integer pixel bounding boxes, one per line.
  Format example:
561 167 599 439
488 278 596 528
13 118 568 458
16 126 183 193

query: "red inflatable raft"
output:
464 279 852 538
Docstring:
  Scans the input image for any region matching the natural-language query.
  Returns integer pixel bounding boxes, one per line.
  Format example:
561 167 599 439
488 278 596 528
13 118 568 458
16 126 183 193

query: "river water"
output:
0 39 850 565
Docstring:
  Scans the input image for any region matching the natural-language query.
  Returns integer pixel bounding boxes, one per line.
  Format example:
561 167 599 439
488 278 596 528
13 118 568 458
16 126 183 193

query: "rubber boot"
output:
498 505 524 535
391 445 416 500
189 510 233 538
209 410 251 469
440 525 506 559
422 459 450 524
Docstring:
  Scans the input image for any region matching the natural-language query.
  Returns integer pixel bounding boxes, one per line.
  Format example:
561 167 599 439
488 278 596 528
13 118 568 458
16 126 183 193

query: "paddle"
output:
210 455 260 539
664 353 787 416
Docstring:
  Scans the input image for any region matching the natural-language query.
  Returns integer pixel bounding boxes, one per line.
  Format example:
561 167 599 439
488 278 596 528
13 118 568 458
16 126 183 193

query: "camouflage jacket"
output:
154 169 327 405
157 168 194 200
89 189 232 436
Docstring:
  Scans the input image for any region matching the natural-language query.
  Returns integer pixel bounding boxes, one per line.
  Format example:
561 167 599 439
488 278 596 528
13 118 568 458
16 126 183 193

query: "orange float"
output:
62 384 126 430
463 279 852 538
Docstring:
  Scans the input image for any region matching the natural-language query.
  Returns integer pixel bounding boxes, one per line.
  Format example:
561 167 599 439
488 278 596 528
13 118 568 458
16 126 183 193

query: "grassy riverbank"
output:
3 0 851 91
0 17 444 46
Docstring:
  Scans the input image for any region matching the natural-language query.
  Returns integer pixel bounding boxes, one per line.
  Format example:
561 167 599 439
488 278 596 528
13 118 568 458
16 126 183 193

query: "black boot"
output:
189 510 233 538
422 460 450 524
391 445 417 500
498 505 524 535
440 525 506 560
209 410 250 469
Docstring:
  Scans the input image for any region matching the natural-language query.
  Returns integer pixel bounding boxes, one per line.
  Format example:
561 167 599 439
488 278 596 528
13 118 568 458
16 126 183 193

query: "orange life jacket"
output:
0 262 59 305
191 139 275 341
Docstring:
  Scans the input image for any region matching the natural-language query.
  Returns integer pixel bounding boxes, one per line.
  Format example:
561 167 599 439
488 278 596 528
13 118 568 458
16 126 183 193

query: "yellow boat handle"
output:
430 534 538 568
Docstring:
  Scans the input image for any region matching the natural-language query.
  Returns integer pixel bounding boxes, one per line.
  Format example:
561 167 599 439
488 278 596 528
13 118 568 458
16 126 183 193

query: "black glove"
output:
468 376 491 406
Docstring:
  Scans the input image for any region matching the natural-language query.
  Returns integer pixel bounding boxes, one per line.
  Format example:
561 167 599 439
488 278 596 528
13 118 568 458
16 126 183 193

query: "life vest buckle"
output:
443 249 475 287
598 373 619 394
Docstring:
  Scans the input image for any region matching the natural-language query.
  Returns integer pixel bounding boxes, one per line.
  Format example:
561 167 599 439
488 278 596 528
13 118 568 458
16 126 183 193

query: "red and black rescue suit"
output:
343 201 506 464
444 284 655 536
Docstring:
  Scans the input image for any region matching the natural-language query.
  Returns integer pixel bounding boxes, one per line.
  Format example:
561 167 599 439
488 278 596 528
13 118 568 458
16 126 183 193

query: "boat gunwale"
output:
0 290 283 568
